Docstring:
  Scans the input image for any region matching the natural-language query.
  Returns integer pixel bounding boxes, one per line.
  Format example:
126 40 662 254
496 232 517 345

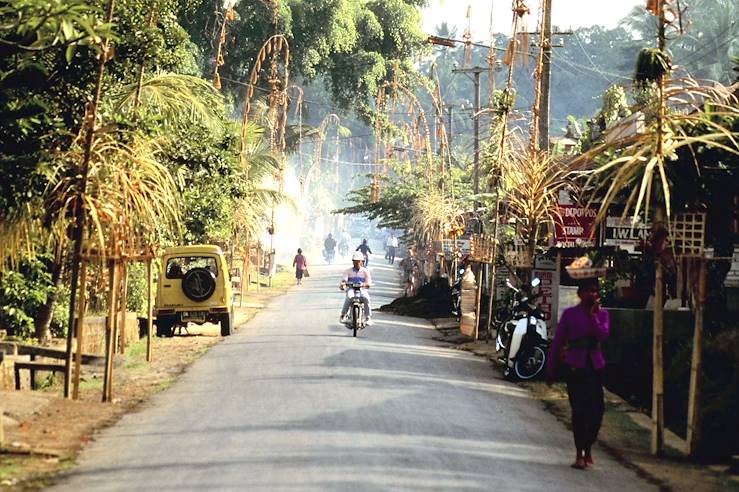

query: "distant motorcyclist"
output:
324 233 337 263
338 229 350 255
339 251 373 325
355 238 373 266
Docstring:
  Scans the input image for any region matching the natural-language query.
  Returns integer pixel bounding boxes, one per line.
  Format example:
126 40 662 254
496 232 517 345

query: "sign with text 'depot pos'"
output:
554 205 597 248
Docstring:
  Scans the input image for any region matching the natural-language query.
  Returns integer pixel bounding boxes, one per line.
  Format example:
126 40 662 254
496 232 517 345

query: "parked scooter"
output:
500 277 548 380
450 266 466 322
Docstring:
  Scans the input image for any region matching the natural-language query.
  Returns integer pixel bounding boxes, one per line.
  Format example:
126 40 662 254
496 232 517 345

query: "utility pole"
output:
452 66 485 217
538 0 553 150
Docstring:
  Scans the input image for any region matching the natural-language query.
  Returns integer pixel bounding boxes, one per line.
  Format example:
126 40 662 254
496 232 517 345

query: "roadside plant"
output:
575 76 739 223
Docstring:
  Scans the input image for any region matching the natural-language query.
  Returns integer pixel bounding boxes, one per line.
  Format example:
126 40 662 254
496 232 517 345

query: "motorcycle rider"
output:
339 251 373 326
324 233 337 262
355 238 373 266
338 229 350 255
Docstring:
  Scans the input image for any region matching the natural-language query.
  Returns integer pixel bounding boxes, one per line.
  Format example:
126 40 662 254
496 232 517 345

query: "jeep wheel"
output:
181 267 216 302
220 310 234 336
156 318 175 337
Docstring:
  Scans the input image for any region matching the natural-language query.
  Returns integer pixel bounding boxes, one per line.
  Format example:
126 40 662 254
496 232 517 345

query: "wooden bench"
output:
3 342 105 390
14 361 66 390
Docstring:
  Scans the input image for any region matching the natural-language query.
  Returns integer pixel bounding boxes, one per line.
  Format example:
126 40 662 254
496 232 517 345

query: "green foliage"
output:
0 257 54 338
333 160 470 237
182 0 428 115
125 262 147 316
492 88 516 116
634 47 672 85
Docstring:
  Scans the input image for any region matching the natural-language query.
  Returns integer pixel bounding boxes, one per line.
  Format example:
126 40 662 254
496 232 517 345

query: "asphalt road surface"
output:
49 254 655 492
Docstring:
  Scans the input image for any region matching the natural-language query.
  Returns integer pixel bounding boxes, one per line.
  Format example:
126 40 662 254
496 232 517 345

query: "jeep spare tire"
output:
181 267 216 301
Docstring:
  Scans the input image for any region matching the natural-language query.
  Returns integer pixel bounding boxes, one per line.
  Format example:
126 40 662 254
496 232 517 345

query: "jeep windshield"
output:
166 256 218 279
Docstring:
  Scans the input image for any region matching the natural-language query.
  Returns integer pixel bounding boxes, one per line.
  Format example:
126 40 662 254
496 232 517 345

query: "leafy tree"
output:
181 0 429 115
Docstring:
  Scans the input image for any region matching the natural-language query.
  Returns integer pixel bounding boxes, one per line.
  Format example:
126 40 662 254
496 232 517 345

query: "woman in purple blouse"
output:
546 277 610 470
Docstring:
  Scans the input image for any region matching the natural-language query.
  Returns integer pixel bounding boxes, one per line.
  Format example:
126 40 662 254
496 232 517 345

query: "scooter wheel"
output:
513 346 547 380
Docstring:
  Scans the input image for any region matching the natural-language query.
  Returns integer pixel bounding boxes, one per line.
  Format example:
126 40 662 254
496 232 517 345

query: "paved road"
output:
49 254 655 491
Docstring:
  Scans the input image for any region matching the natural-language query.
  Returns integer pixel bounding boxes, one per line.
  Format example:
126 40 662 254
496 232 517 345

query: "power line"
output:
674 19 737 67
573 31 614 84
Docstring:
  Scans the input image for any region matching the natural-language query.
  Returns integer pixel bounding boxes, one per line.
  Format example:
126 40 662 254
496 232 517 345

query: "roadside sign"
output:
533 263 559 333
602 217 650 253
554 205 597 248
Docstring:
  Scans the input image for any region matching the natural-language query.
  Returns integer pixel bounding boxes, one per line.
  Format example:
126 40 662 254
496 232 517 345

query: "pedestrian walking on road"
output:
546 275 610 470
293 248 308 285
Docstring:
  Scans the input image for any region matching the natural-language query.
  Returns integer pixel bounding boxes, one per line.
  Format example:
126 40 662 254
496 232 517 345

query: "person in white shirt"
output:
339 252 373 325
386 234 399 264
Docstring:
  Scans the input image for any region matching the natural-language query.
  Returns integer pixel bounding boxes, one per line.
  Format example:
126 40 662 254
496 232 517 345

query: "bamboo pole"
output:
146 258 154 362
63 0 116 400
72 262 89 400
652 254 665 455
652 0 667 457
257 246 261 292
103 260 119 402
118 262 128 355
241 253 247 303
474 266 484 340
687 257 707 455
1 401 4 448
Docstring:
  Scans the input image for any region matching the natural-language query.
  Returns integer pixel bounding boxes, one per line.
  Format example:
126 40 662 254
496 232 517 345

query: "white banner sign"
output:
602 217 650 253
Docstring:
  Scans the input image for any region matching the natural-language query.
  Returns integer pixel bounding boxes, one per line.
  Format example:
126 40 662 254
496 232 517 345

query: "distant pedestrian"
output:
293 248 308 285
546 275 610 470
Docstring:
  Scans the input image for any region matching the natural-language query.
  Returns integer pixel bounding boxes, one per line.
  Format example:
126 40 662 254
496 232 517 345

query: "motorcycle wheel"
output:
513 346 547 380
351 304 360 337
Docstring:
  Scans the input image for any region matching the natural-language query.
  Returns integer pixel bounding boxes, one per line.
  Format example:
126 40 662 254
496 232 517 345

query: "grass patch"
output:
269 270 296 290
155 377 175 392
124 362 146 371
78 378 104 391
0 457 21 480
125 339 149 359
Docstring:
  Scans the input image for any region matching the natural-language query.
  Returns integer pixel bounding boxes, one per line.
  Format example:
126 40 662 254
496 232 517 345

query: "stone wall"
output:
80 312 140 355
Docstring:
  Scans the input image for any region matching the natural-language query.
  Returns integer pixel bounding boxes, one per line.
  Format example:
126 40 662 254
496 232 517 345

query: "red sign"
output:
555 205 597 248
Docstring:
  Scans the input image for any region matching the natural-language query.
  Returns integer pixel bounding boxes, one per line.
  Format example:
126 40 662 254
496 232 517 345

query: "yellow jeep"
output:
154 245 234 337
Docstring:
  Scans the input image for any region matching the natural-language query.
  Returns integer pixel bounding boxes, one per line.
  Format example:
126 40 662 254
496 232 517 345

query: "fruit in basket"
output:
569 256 592 269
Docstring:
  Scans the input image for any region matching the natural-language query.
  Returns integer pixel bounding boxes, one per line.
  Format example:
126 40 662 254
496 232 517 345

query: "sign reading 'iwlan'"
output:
601 217 651 253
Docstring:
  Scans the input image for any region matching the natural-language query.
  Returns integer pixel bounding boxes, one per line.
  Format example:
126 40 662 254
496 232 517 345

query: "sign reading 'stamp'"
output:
554 205 597 248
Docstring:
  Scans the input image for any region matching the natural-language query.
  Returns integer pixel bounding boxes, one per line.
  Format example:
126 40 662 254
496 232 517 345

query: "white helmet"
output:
352 252 365 262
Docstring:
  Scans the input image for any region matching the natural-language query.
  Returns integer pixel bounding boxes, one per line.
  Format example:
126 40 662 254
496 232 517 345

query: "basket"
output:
565 267 607 279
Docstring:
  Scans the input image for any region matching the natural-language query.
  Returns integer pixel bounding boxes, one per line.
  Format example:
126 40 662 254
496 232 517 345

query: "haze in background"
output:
423 0 645 38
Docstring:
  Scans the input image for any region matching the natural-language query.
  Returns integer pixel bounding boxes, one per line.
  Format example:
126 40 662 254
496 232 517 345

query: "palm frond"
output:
110 73 225 132
576 77 739 223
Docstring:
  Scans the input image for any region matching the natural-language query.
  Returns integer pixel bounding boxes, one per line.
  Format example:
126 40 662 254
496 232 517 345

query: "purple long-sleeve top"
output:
546 304 610 379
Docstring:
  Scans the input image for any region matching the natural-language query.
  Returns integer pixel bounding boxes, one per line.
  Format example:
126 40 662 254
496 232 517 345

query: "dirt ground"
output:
430 318 739 492
0 287 288 491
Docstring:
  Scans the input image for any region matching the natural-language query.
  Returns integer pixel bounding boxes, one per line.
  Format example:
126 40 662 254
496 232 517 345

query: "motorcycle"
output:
342 281 367 337
338 240 349 256
450 267 466 322
324 248 335 264
500 277 549 381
